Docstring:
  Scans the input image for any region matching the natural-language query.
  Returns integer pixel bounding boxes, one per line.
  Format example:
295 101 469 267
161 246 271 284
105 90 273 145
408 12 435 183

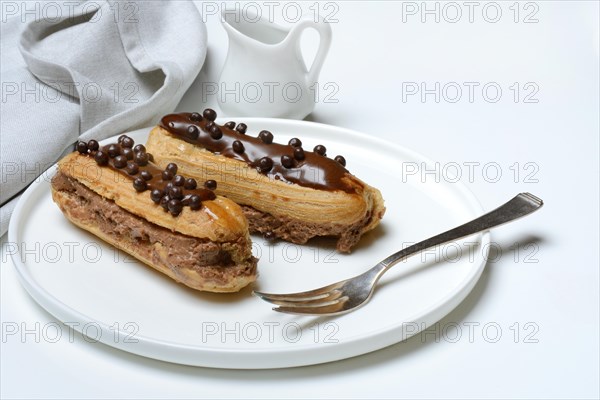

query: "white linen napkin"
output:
1 0 207 236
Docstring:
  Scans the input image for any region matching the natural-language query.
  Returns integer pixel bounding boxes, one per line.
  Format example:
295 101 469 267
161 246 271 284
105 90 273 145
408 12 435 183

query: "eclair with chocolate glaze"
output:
146 110 386 252
51 136 257 292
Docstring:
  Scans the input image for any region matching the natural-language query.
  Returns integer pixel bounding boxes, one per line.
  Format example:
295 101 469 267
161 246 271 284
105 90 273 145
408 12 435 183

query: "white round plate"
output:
9 119 489 369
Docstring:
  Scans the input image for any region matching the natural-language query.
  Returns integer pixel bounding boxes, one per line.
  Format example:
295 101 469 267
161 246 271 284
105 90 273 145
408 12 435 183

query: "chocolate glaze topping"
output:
159 111 356 194
75 136 216 216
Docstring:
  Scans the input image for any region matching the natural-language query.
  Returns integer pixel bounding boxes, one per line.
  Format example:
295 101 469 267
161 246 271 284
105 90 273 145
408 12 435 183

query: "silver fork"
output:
254 193 543 315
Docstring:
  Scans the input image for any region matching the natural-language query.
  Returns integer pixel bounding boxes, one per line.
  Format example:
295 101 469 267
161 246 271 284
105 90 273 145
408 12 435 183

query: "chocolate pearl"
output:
203 108 217 121
281 155 294 168
160 195 170 211
165 182 174 191
113 155 127 169
209 124 222 139
204 180 217 190
162 170 173 181
205 121 215 131
289 138 302 147
76 141 88 154
94 150 109 166
87 140 99 151
184 178 197 190
189 195 201 210
259 130 273 144
258 157 273 172
166 163 178 175
224 121 236 129
133 144 146 153
168 199 183 216
126 161 139 175
190 112 202 122
168 186 183 200
150 189 163 203
314 145 327 156
121 136 134 148
334 155 346 166
140 170 152 181
173 175 185 186
121 147 134 160
107 144 120 158
187 125 199 140
232 140 244 154
133 178 147 192
235 123 247 134
134 151 149 166
293 147 305 161
118 134 127 144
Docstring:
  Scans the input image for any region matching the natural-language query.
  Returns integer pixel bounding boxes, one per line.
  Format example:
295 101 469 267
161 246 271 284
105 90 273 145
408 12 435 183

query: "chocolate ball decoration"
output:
107 144 120 158
334 155 346 166
259 130 274 144
140 170 152 181
281 155 294 168
167 199 183 216
121 147 133 160
168 186 183 200
160 195 170 211
203 108 217 121
94 150 109 165
258 157 273 173
314 145 327 156
232 140 245 154
121 136 134 148
76 141 88 154
204 180 217 190
289 138 302 147
134 151 149 166
209 124 223 139
187 125 199 140
173 175 185 186
113 155 127 169
184 178 197 190
293 147 305 161
235 123 247 134
126 161 139 175
189 195 202 210
133 177 147 192
165 163 178 175
150 189 163 203
87 140 99 151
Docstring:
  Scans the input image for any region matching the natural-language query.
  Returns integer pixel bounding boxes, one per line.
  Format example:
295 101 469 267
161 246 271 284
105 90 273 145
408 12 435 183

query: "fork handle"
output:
380 193 543 270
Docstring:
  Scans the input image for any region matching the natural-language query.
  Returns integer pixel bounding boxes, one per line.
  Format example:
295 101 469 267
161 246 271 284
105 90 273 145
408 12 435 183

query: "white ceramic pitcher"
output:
218 12 332 119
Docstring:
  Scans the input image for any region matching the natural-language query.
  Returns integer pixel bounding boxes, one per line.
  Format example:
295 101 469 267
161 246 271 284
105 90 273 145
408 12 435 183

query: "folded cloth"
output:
0 0 206 236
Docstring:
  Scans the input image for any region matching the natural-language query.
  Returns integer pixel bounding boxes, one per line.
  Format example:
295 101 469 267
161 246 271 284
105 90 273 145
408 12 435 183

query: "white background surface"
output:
1 1 599 399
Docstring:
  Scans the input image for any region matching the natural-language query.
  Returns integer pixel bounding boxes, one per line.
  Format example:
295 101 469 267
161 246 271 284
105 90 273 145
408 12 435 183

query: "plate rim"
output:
8 118 490 368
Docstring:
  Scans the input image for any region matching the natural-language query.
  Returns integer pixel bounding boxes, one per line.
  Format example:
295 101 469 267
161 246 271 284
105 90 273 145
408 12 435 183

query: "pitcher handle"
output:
287 17 332 85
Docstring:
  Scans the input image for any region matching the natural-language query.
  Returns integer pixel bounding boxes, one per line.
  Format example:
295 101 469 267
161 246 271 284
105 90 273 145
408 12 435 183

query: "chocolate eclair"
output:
145 110 385 252
51 136 257 292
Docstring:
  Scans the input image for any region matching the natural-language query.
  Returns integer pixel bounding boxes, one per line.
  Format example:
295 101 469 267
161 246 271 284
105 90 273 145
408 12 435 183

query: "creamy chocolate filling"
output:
51 171 257 285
